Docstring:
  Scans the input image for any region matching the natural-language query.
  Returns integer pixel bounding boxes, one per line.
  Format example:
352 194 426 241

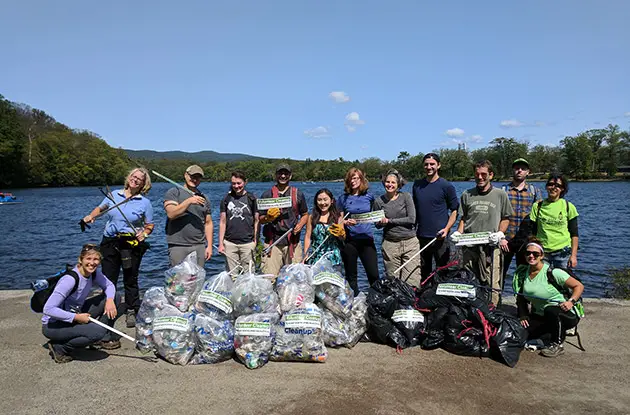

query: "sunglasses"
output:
546 182 564 189
525 251 542 258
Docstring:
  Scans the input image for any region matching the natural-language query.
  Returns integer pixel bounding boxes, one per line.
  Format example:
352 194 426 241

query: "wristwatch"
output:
569 298 577 304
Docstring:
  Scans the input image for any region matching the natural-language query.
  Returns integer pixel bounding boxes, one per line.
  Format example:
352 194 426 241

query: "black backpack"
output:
30 265 92 313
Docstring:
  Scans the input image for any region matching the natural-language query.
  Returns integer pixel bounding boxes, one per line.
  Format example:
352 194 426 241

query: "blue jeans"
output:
545 246 571 269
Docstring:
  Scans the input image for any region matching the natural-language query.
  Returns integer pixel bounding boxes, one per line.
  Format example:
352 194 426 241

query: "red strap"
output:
420 260 459 287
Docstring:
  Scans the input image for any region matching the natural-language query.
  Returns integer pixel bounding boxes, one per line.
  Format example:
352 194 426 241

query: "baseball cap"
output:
276 164 292 173
512 158 530 168
186 165 204 177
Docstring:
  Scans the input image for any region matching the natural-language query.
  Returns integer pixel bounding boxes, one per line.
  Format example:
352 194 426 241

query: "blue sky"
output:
1 1 629 161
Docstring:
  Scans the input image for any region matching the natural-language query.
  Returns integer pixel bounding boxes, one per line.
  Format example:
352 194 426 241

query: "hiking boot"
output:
541 342 565 358
48 342 73 364
91 339 121 350
126 311 136 328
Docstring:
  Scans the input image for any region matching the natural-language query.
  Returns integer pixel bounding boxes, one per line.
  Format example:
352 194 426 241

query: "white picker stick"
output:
89 317 137 343
393 237 438 275
304 212 351 263
262 227 294 255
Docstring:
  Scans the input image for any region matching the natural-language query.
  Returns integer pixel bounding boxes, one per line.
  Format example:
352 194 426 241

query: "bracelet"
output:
143 232 149 239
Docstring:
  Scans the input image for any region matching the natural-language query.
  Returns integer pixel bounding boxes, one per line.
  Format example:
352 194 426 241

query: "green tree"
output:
561 133 594 178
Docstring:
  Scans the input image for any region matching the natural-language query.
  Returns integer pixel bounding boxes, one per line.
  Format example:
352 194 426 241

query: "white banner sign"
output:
455 232 491 246
257 196 292 210
436 283 476 298
351 210 385 224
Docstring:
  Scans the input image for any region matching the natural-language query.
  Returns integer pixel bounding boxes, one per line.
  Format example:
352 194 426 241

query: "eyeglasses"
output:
525 251 542 258
546 182 564 189
129 175 145 183
82 244 100 252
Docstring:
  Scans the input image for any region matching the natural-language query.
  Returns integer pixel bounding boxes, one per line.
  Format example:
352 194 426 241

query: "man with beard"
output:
452 160 513 304
501 158 543 280
259 164 308 275
412 153 459 281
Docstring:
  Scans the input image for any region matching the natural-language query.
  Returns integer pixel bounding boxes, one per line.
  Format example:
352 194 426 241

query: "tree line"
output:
1 94 629 188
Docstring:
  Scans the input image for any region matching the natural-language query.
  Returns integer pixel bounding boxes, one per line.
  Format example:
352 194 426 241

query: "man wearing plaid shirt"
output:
501 158 543 281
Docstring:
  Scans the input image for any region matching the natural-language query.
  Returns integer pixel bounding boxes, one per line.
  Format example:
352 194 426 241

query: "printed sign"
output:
197 291 233 313
455 232 491 246
284 311 321 329
313 272 346 288
153 316 191 332
257 196 292 210
436 283 476 298
351 210 385 224
391 309 425 323
235 322 272 336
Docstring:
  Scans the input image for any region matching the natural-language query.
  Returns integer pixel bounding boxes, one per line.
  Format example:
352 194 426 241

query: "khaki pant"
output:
462 245 503 304
261 242 303 275
382 237 421 287
223 240 256 273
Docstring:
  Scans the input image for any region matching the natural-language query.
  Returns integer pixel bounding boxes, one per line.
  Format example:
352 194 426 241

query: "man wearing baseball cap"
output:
501 158 542 279
163 164 213 267
259 163 308 274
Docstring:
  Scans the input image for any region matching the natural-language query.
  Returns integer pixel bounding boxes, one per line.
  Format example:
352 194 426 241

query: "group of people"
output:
41 156 585 362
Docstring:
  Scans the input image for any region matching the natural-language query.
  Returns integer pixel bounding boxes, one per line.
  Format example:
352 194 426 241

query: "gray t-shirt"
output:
458 186 514 234
373 192 416 242
164 187 211 246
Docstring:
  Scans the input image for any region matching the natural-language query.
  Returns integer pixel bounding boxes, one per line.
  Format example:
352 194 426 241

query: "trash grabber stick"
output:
100 186 139 234
78 195 135 232
151 170 194 195
304 212 351 263
263 227 294 255
393 237 438 275
88 317 137 343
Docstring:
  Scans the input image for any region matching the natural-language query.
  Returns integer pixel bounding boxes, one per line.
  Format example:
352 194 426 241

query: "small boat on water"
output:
0 192 22 205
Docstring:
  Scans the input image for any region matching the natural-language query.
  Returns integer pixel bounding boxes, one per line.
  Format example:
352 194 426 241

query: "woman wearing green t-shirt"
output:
513 238 584 358
529 173 579 269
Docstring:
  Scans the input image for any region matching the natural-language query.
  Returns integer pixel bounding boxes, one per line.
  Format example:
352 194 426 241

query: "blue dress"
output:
307 222 342 266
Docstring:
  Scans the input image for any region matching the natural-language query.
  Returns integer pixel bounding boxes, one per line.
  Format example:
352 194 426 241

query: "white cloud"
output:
304 126 331 138
346 125 357 133
624 112 630 117
445 128 465 137
500 119 524 128
470 134 483 143
329 91 350 104
344 112 365 132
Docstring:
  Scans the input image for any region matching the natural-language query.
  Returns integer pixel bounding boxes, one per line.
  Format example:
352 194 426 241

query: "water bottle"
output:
31 279 49 292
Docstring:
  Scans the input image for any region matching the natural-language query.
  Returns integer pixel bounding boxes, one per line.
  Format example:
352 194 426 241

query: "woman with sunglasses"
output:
42 244 122 363
529 173 579 269
513 237 584 358
82 167 154 328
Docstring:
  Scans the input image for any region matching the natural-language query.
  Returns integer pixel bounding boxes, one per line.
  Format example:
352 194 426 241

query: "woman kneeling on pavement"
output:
42 244 121 363
512 237 584 358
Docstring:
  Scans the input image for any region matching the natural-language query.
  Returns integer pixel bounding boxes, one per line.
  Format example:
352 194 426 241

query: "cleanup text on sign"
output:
313 272 345 288
284 311 321 328
153 316 191 332
257 197 292 210
351 210 385 224
436 283 476 298
198 291 233 313
455 232 491 246
392 309 425 323
235 322 272 336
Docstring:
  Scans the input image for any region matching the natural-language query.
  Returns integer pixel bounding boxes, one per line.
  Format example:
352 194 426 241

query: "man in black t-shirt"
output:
218 171 259 272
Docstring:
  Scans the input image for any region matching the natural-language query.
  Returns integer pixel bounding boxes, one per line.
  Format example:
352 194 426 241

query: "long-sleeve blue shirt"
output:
412 177 459 238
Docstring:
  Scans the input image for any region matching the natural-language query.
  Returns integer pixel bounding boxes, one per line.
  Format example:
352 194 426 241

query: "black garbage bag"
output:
365 306 402 346
487 309 527 368
391 306 425 347
421 306 448 349
443 326 490 357
416 268 490 309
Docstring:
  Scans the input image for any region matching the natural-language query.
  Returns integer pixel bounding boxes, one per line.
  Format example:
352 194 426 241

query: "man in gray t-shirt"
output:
163 165 213 267
456 160 513 304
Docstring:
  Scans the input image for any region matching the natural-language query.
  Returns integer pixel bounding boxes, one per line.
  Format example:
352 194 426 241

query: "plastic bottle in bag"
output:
313 267 354 318
276 263 314 312
164 251 206 312
189 312 235 364
232 273 279 317
152 304 195 365
194 271 234 320
234 313 279 369
135 287 170 353
271 303 327 362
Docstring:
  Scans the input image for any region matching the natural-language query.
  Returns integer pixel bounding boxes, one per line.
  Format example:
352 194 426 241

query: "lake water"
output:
1 181 628 297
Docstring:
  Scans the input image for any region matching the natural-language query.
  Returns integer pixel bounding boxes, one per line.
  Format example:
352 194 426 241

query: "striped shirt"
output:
501 182 543 240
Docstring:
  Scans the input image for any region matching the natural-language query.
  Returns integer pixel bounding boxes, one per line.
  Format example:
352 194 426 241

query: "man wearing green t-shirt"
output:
453 160 514 304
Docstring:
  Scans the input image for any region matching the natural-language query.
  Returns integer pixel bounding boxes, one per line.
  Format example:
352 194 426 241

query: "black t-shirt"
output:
220 192 257 244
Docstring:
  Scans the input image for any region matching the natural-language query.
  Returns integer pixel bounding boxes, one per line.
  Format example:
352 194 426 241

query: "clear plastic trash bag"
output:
189 312 235 364
152 304 195 365
276 263 314 312
135 287 170 354
234 313 279 369
271 303 327 362
194 271 234 320
164 251 206 312
232 273 279 317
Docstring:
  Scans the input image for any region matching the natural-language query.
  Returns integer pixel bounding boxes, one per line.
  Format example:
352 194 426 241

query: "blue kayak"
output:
0 192 22 205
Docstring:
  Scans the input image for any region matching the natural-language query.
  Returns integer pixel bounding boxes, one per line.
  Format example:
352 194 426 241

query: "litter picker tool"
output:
393 237 438 275
263 227 294 255
99 186 139 234
79 195 135 232
304 212 351 263
151 170 206 206
88 317 137 343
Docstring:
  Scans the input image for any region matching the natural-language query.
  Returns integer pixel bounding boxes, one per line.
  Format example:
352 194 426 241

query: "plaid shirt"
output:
501 182 543 240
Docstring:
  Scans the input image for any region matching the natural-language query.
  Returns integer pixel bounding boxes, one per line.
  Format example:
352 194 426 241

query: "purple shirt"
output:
42 266 116 325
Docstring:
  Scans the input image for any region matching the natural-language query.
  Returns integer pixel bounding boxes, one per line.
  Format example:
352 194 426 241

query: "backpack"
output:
545 267 585 318
30 265 91 313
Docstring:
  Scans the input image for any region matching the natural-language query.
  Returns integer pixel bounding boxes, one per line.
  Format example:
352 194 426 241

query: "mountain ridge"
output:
124 149 266 162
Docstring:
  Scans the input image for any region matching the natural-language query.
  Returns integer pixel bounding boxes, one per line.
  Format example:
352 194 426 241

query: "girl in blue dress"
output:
304 189 344 269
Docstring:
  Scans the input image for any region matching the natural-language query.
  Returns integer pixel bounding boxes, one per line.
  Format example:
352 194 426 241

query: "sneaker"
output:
565 327 577 336
541 342 565 358
48 341 73 363
91 339 121 350
126 311 136 328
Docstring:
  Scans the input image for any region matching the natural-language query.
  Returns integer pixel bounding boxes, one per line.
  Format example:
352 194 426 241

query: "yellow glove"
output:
267 207 281 220
328 223 346 238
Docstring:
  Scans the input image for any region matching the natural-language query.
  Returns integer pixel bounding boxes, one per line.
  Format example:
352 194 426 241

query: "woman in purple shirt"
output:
42 244 121 363
337 168 379 294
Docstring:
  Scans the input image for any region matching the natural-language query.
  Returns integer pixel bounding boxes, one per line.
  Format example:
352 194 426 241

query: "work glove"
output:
267 207 281 220
328 223 346 238
488 231 505 246
450 231 462 243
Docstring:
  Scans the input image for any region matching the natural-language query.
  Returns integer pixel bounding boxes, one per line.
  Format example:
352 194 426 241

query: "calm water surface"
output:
1 181 628 297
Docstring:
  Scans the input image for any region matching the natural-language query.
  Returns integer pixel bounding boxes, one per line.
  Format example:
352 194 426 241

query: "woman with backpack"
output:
512 237 584 358
529 173 579 269
42 244 122 363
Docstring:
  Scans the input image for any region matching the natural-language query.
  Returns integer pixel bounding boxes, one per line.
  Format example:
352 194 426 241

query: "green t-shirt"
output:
458 186 514 234
529 199 578 251
512 264 571 316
